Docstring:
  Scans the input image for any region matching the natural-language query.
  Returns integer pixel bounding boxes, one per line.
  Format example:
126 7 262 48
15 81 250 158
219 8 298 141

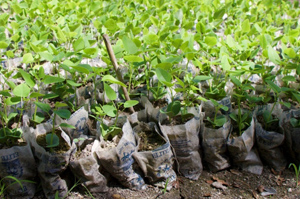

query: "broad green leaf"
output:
71 65 90 74
226 35 236 49
215 115 227 127
229 113 238 122
268 46 281 64
5 97 21 105
101 75 126 87
205 36 217 47
193 76 212 82
104 83 117 101
102 104 117 117
22 53 34 64
124 55 143 63
230 76 241 87
214 8 225 19
46 134 59 148
35 102 51 113
221 55 231 71
284 48 296 58
55 102 68 108
0 41 8 49
54 109 71 119
33 112 45 124
83 48 98 55
19 69 35 87
43 75 65 84
156 68 173 87
73 37 85 51
242 19 250 33
122 36 138 54
38 52 53 62
124 100 139 108
13 83 30 97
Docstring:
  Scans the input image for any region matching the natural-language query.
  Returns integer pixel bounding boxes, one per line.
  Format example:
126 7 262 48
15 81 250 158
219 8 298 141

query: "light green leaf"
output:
13 83 30 97
22 53 34 64
242 19 250 33
156 68 173 87
101 75 126 87
73 37 85 51
282 76 296 82
60 123 76 129
122 36 138 54
266 80 281 93
284 48 296 58
102 104 117 117
104 83 117 101
205 36 217 47
66 80 82 87
0 41 8 49
221 55 231 71
19 69 35 88
38 52 53 62
124 100 139 108
193 76 212 82
124 55 143 63
268 46 281 64
43 75 65 84
46 134 59 148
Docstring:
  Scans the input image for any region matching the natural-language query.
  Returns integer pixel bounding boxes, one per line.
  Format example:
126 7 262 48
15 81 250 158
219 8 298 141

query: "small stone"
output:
288 188 292 193
112 194 122 199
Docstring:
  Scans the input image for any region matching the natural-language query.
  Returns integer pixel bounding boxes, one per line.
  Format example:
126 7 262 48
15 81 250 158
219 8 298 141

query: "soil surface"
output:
32 167 300 199
36 129 70 153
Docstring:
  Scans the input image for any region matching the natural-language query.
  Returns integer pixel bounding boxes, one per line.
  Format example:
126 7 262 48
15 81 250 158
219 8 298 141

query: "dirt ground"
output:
46 166 300 199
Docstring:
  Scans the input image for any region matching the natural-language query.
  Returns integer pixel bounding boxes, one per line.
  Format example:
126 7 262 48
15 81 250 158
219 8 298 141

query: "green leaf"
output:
38 52 53 62
60 123 76 129
54 109 71 119
5 97 21 105
214 8 225 19
102 104 117 117
122 36 138 54
73 37 85 51
230 76 241 87
242 19 250 33
13 83 30 97
71 65 90 74
290 118 299 128
101 75 126 87
229 113 238 122
266 80 281 93
282 76 296 82
55 102 68 108
0 41 8 49
215 115 227 127
33 112 45 124
30 92 45 98
43 75 65 84
193 76 212 82
34 102 51 113
124 55 143 63
156 68 173 87
205 36 217 47
268 46 281 64
66 80 82 87
284 48 296 58
46 134 59 148
7 112 18 123
104 83 117 101
19 69 35 88
22 53 34 64
221 55 231 71
124 100 139 108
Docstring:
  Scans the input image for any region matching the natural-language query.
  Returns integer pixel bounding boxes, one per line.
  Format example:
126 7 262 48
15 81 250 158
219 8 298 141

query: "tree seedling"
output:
206 99 229 129
34 101 74 151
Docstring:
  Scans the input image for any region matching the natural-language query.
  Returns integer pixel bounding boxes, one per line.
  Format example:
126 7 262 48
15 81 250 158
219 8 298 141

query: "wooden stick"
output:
102 34 135 113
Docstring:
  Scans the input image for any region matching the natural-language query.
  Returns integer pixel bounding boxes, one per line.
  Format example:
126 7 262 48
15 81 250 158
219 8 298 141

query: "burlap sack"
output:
159 107 203 180
133 122 177 190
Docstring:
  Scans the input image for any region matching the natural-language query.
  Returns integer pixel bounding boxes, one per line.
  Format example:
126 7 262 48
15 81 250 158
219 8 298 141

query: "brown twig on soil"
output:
102 34 135 114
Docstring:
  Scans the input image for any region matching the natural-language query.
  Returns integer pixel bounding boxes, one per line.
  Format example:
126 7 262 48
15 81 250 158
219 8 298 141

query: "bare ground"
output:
34 166 300 199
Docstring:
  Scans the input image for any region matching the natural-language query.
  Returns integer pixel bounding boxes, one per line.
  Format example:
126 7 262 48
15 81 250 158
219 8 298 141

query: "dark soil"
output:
162 114 195 126
257 115 280 132
36 129 70 153
152 98 168 109
138 131 165 151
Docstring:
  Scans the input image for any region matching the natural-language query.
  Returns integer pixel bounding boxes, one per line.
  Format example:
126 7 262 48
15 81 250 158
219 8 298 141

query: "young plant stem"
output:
102 34 134 113
238 97 242 135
